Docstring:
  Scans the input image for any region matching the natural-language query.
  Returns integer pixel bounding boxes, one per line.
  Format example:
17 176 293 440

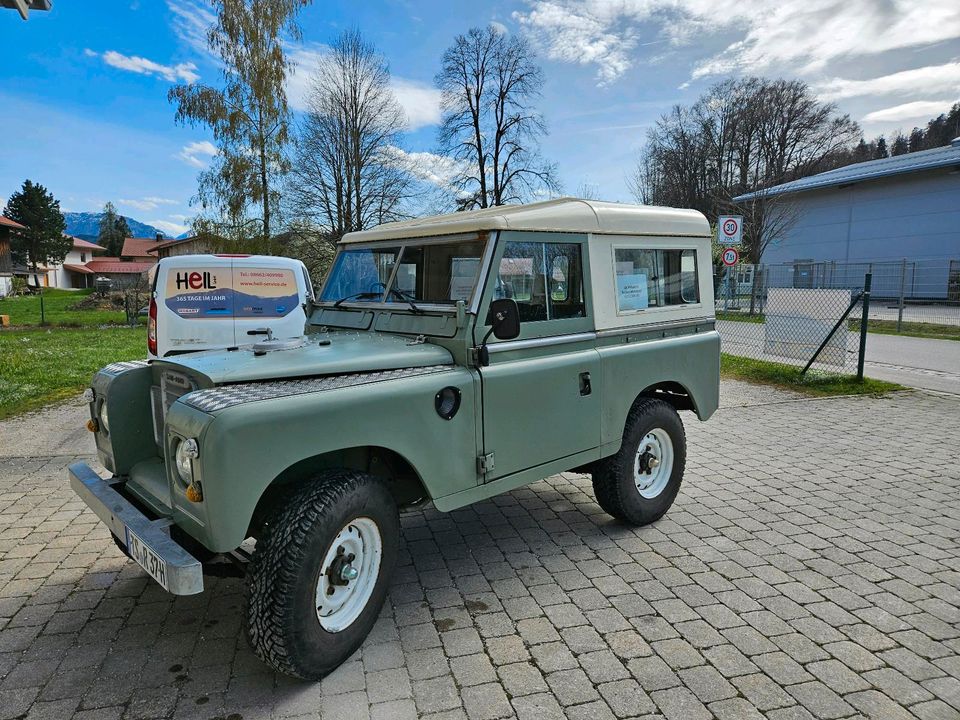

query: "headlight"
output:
174 437 199 483
98 402 110 434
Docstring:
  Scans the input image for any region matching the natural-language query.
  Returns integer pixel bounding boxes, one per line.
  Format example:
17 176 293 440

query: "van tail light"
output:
148 297 158 356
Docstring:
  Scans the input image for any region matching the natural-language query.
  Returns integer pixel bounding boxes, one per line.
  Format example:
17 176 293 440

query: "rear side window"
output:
614 248 699 312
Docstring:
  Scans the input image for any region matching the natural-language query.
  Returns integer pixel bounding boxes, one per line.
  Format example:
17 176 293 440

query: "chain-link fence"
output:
716 257 959 329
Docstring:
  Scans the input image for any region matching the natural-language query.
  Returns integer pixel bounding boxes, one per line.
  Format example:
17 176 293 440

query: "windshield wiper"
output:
333 291 381 308
386 287 423 314
333 288 423 314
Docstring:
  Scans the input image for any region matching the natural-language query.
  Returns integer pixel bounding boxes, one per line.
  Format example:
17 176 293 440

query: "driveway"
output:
0 385 958 720
717 320 960 394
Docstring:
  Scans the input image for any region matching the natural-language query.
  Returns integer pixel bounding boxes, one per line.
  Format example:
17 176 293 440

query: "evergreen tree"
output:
908 127 925 153
98 202 130 256
891 132 909 156
874 137 888 159
3 180 68 277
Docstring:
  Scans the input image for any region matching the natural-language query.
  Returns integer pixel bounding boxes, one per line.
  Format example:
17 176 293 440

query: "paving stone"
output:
461 683 512 720
545 668 600 706
678 664 737 703
650 686 711 720
2 389 959 720
498 661 548 697
596 679 655 718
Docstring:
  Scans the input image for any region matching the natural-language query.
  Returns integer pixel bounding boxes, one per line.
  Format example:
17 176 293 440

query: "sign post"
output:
718 215 743 246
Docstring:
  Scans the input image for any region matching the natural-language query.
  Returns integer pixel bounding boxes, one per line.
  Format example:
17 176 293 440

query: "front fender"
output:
180 367 479 551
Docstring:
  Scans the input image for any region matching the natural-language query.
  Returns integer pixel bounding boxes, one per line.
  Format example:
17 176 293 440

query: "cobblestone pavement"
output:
1 383 958 720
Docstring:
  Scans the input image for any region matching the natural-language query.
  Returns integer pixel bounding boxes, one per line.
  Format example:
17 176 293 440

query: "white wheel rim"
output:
634 428 673 499
315 517 382 632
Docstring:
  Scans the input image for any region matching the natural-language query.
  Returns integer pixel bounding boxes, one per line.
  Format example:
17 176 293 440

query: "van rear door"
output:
156 256 308 357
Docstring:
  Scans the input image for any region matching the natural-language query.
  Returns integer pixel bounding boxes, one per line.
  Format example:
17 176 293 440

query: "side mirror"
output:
477 298 520 367
488 298 520 340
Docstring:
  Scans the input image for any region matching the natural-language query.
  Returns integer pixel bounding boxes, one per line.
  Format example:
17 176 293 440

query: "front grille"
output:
151 370 198 446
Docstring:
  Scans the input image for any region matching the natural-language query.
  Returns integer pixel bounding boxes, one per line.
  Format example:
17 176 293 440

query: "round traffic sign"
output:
721 217 739 238
721 247 739 266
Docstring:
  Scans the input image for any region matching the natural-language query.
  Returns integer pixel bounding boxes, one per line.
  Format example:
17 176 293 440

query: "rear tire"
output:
592 398 686 526
245 469 399 680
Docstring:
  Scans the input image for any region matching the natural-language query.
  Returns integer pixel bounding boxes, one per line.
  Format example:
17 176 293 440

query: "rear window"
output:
164 265 300 319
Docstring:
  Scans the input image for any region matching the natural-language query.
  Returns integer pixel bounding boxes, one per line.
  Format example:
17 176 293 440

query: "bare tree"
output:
632 77 859 263
436 25 558 209
287 29 412 246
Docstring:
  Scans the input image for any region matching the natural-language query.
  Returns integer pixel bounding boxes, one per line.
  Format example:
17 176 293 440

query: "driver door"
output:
477 235 601 481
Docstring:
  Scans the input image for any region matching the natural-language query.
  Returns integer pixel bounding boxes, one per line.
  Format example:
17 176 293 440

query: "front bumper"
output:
69 462 204 595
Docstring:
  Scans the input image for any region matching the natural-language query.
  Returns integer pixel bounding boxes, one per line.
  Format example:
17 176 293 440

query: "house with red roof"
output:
49 236 108 288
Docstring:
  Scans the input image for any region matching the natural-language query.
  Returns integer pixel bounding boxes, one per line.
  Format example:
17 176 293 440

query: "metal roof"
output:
734 139 960 202
340 198 710 244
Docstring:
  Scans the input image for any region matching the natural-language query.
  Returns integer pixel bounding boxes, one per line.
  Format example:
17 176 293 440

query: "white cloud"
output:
119 196 179 212
88 49 199 83
177 140 217 168
862 100 956 124
285 44 442 130
389 78 443 131
147 219 190 236
512 0 960 85
490 21 509 35
166 0 216 58
816 61 960 101
381 147 467 189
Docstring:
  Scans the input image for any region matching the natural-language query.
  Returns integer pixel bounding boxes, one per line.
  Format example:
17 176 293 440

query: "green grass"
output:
718 309 960 341
716 310 765 323
720 353 904 397
0 326 146 420
0 288 145 327
850 319 960 341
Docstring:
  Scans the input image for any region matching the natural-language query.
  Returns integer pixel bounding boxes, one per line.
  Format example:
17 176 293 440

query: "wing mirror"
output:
477 298 520 366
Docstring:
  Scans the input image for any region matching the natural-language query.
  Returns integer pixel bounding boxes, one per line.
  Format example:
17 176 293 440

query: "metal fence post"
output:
897 257 906 333
857 272 872 381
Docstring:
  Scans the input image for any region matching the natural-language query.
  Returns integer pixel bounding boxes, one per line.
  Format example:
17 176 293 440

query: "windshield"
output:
320 237 487 307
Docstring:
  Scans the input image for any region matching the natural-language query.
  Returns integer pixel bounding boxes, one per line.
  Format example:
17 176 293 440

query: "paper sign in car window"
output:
165 267 234 318
449 257 480 302
233 268 300 318
617 273 649 311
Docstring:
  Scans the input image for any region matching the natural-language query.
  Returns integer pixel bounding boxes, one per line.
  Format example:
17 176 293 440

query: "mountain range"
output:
63 212 176 242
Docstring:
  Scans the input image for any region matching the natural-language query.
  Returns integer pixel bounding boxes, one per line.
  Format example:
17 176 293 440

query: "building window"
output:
80 252 86 263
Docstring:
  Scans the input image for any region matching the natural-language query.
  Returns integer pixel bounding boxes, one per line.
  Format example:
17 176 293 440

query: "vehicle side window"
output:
614 248 699 312
494 241 585 322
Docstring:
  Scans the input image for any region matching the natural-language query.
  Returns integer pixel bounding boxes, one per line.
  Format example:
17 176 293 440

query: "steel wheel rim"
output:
634 428 673 499
315 517 382 632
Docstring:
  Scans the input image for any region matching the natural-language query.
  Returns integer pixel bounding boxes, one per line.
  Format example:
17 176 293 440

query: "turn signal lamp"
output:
86 418 99 433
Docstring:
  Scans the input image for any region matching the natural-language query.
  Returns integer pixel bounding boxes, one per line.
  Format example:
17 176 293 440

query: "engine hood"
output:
154 331 454 384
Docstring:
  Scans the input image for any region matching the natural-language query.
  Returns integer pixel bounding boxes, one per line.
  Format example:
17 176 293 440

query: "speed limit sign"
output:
718 215 742 245
721 247 739 266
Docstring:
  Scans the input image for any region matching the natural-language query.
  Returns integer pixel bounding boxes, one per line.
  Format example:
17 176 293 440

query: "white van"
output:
148 255 314 358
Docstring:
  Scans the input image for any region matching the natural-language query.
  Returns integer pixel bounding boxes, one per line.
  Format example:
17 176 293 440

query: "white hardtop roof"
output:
340 198 710 244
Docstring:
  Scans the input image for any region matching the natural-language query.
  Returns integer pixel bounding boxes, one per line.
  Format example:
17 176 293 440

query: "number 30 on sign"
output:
721 247 739 266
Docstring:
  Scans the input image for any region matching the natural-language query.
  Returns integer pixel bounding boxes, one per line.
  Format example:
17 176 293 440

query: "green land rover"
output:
70 198 720 679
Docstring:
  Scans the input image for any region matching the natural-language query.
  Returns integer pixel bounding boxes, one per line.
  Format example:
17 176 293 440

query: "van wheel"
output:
245 469 399 680
592 398 686 526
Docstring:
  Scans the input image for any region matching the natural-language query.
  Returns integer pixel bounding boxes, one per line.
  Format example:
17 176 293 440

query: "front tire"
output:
592 398 686 526
245 469 399 680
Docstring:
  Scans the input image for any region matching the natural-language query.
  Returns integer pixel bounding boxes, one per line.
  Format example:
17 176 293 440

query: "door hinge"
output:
477 452 495 475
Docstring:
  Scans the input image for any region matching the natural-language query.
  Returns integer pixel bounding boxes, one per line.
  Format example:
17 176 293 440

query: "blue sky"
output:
3 0 959 236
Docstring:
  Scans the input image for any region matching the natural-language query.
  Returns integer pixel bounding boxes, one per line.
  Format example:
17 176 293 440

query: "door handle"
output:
579 372 592 396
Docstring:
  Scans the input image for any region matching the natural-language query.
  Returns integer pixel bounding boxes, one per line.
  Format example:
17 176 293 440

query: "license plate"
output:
124 527 169 591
